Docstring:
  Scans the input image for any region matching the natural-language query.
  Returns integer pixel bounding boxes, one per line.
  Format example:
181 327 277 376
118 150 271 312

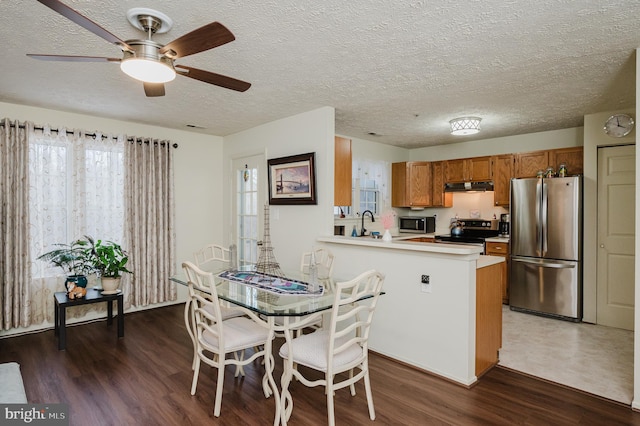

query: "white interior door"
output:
232 154 265 267
597 144 636 330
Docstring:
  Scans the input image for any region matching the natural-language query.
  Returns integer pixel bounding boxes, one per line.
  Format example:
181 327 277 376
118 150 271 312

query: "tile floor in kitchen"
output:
499 305 634 405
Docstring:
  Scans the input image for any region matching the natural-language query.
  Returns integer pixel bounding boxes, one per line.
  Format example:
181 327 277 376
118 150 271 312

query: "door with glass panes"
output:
232 154 265 267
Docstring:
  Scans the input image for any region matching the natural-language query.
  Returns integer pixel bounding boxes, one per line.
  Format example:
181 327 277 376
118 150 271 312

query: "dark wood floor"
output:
1 304 639 426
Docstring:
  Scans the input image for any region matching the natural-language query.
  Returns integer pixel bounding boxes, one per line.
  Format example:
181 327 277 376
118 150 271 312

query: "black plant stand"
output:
53 288 124 350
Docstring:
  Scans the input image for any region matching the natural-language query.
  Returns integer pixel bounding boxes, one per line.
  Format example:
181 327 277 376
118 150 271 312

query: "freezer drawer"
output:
509 256 581 320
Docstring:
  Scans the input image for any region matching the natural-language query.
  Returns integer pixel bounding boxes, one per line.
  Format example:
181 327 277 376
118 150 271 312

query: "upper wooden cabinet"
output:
515 150 549 178
492 154 515 206
392 162 431 207
430 161 453 207
444 158 466 182
550 147 583 176
445 156 492 182
515 148 583 178
334 136 352 206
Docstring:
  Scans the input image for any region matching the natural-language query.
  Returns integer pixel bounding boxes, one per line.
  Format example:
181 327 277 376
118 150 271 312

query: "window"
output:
29 130 125 278
358 178 379 214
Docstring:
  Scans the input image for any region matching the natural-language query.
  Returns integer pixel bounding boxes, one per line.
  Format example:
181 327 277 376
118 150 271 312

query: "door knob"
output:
600 244 605 248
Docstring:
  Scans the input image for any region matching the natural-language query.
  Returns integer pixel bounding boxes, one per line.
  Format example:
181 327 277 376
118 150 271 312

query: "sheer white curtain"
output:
0 119 32 330
124 138 176 307
29 127 125 324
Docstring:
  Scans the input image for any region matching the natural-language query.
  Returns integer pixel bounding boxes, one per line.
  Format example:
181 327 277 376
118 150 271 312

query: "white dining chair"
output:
293 247 336 337
194 244 231 268
183 261 273 417
184 244 245 370
193 244 245 320
300 247 335 291
278 269 385 426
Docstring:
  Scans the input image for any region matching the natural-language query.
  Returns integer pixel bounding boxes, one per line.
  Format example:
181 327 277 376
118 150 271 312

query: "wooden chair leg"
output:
190 356 201 395
213 363 226 417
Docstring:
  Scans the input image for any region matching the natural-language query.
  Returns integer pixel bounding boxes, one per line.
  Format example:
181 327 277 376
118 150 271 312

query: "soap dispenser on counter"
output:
351 225 358 237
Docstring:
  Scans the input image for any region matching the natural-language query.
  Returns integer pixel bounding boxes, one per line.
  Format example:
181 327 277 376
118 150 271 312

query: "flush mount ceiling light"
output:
450 117 482 135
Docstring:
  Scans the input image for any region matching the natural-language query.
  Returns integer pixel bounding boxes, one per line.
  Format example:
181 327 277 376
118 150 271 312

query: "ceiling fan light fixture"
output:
120 58 176 83
450 117 482 135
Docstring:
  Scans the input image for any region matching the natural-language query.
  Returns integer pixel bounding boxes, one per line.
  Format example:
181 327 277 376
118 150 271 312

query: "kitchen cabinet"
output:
476 261 503 376
515 150 548 178
491 154 515 206
445 156 492 183
334 136 352 206
392 162 431 207
514 147 583 179
550 146 583 176
407 237 435 243
430 161 453 207
485 241 509 304
444 158 466 182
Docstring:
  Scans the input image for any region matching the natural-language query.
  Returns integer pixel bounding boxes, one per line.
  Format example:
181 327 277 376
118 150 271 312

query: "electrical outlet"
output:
421 275 430 284
421 283 432 293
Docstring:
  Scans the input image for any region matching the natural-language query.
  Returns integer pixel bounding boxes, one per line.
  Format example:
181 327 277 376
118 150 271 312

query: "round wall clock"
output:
604 114 634 138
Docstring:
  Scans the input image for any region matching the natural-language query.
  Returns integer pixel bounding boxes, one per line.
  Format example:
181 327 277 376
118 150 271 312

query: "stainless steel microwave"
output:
398 216 436 234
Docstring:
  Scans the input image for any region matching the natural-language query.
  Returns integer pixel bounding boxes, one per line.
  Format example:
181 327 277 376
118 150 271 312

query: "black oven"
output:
434 219 499 254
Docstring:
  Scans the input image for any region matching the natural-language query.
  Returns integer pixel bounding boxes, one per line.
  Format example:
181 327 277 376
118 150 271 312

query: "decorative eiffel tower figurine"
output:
255 204 285 278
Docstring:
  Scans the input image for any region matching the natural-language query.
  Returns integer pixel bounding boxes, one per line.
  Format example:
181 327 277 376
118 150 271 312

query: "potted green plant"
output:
37 236 96 289
91 239 132 294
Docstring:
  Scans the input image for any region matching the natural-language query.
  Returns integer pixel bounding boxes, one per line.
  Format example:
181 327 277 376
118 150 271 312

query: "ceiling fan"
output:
27 0 251 97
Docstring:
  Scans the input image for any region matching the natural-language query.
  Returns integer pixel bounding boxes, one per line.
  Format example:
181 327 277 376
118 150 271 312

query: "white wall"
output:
583 109 636 324
222 107 335 272
334 134 409 234
633 47 640 411
318 240 479 385
409 127 583 161
0 101 223 332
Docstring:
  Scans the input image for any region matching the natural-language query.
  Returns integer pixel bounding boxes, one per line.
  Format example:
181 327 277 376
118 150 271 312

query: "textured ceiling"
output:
1 0 638 148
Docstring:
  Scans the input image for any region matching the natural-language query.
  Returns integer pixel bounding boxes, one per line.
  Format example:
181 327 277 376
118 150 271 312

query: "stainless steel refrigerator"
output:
509 176 582 321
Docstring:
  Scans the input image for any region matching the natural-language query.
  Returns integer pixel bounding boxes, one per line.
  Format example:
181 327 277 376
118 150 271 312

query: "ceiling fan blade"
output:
144 83 165 97
27 54 120 62
37 0 131 51
159 22 235 59
175 65 251 92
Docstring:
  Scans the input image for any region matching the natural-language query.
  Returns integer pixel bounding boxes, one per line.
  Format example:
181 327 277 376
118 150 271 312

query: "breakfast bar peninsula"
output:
316 235 504 386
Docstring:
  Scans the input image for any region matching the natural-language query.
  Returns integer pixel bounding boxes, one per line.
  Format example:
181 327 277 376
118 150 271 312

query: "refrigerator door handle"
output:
511 256 576 269
535 180 542 255
541 180 548 255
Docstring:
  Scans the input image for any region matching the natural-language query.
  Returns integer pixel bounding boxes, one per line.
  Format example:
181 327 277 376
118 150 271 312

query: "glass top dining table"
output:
170 264 335 425
170 265 336 318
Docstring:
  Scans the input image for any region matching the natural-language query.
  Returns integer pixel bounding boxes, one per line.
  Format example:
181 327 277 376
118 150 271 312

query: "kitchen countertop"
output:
391 233 437 241
477 255 505 268
318 235 483 256
485 236 510 243
319 235 504 269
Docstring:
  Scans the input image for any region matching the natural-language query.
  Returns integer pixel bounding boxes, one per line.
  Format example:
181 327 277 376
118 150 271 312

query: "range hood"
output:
444 181 494 192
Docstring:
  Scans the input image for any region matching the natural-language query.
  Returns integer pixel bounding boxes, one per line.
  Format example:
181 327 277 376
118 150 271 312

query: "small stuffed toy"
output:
66 282 87 299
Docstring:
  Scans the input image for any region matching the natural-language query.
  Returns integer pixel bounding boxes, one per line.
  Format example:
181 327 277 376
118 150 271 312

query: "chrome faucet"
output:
361 210 375 236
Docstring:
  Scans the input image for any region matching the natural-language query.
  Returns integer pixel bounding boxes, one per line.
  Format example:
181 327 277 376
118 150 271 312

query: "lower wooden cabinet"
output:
485 241 509 304
476 262 503 376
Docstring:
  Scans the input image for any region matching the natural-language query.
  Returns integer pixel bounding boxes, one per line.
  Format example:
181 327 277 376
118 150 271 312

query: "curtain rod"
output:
0 122 178 148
